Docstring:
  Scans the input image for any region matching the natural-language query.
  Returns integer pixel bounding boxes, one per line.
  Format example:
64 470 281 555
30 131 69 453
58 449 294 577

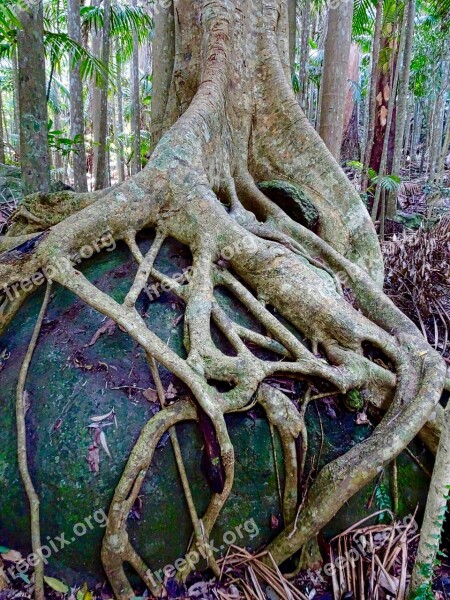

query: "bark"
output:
428 39 450 183
387 0 415 218
17 0 51 195
341 43 360 161
318 0 353 160
371 9 409 223
114 45 126 182
11 48 20 140
410 401 450 596
68 0 88 192
130 0 142 176
288 0 296 77
0 89 5 164
362 0 383 192
298 0 310 108
94 0 111 190
1 2 447 598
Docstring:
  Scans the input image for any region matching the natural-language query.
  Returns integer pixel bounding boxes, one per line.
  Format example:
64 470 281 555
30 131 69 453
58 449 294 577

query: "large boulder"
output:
0 234 431 584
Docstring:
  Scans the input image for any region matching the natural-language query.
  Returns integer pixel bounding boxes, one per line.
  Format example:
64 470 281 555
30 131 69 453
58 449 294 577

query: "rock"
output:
0 235 432 584
257 180 320 231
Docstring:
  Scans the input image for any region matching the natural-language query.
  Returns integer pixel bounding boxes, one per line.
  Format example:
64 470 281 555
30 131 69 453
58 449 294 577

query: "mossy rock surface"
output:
257 180 319 231
0 234 431 584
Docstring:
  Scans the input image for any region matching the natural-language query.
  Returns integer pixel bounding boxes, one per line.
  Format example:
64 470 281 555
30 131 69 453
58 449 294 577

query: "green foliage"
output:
374 483 393 523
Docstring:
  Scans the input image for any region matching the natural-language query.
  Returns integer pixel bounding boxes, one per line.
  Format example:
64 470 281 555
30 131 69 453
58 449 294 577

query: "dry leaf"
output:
143 388 158 403
88 319 116 347
166 383 178 399
1 550 22 563
87 444 100 473
99 430 112 459
90 409 114 423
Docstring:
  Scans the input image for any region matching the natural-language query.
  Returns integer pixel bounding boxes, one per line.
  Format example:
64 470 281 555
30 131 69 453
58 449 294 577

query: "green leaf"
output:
44 576 69 594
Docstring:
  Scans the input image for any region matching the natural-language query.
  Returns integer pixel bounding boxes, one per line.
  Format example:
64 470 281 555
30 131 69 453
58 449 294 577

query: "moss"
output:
344 389 364 412
257 180 319 231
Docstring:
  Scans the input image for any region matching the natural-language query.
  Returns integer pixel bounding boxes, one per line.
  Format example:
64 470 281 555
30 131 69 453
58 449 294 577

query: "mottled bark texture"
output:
68 0 88 192
318 0 354 160
17 0 50 195
94 0 111 190
1 1 446 598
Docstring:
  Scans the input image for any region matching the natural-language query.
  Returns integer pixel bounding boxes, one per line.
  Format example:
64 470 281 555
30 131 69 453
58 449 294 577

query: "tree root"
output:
15 282 52 600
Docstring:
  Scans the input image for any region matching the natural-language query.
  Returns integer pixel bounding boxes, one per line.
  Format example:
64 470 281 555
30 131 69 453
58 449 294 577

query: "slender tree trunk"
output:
53 108 63 180
130 0 141 176
17 1 50 195
387 0 415 218
11 48 20 142
436 112 450 185
428 39 450 183
150 0 175 147
371 7 409 222
298 0 310 108
362 0 383 193
68 0 88 192
115 48 126 182
94 0 111 190
341 43 360 161
318 0 353 160
0 89 5 164
288 0 296 77
90 0 101 185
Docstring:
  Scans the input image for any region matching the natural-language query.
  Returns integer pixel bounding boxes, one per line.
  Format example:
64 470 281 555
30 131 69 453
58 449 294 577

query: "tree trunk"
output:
0 89 5 164
428 39 450 183
1 2 446 599
371 6 409 222
115 44 126 183
341 43 360 161
94 0 111 190
362 0 383 192
11 48 20 142
387 0 415 218
130 0 142 176
17 1 50 195
288 0 296 77
318 0 354 160
68 0 88 192
298 0 311 108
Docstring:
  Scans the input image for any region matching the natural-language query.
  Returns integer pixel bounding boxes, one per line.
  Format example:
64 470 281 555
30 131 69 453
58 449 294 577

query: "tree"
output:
68 0 88 192
0 1 447 599
16 0 50 195
318 0 354 159
94 0 111 190
129 0 141 175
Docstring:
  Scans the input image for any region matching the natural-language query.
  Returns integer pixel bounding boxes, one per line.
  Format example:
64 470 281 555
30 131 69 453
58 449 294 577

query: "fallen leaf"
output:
44 576 69 594
99 431 112 459
0 550 21 563
87 444 100 473
143 388 158 403
166 383 178 399
270 514 279 529
356 412 370 425
90 409 114 423
87 319 116 347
